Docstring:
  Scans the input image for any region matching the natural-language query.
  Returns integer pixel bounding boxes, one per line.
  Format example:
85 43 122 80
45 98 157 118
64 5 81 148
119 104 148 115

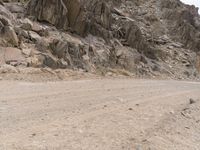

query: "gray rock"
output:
3 26 19 46
22 48 32 57
4 2 25 13
20 18 33 31
189 98 196 104
28 31 41 42
27 0 111 36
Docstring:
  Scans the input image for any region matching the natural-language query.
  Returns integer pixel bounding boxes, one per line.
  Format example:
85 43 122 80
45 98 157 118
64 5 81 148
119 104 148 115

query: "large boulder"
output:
0 47 25 66
0 4 19 47
0 15 19 47
50 38 86 68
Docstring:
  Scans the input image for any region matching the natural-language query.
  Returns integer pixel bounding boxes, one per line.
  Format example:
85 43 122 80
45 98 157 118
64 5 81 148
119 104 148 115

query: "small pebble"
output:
189 98 196 104
31 133 36 137
128 108 133 111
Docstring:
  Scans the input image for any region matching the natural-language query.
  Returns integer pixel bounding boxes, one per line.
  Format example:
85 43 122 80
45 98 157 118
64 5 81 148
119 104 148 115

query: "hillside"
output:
0 0 200 80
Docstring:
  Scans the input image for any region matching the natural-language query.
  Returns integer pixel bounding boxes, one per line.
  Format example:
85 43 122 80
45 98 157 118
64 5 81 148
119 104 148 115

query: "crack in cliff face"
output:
60 0 67 11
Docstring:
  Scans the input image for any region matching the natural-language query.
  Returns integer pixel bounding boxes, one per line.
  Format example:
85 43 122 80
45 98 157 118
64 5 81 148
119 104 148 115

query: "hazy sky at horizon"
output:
181 0 200 13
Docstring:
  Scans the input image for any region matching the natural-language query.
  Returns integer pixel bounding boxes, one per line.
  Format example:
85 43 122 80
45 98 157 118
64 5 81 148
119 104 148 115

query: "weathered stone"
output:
27 0 111 37
0 64 18 73
0 5 14 22
32 22 43 33
27 55 42 68
115 46 141 71
22 48 32 56
0 0 199 79
35 38 49 52
41 53 58 69
3 26 19 46
28 31 41 42
50 39 67 59
28 53 58 69
20 18 33 31
4 47 24 65
4 2 25 13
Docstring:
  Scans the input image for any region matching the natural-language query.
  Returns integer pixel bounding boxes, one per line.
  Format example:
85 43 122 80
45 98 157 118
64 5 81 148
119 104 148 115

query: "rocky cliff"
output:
0 0 200 79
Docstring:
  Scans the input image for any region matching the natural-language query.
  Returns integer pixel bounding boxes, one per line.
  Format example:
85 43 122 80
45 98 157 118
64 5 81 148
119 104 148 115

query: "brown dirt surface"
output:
0 79 200 150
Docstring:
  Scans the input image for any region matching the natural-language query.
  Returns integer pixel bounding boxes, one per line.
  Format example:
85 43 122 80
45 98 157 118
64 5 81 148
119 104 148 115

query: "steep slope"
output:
0 0 200 79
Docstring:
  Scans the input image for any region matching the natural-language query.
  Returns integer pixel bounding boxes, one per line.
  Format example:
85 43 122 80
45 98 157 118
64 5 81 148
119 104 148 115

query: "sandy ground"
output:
0 79 200 150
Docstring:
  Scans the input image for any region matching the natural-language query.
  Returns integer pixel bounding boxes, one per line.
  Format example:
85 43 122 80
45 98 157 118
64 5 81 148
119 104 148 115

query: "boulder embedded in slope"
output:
3 26 19 46
0 47 25 66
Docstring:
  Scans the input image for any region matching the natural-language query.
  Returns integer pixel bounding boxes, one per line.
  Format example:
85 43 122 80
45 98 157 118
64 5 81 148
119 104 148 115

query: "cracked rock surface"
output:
0 0 199 80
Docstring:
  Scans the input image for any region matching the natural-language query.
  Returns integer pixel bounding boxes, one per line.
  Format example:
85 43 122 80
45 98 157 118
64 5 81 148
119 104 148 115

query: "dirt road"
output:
0 79 200 150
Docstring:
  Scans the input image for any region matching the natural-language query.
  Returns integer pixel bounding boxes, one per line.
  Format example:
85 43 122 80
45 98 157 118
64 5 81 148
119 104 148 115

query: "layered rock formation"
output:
0 0 199 79
27 0 111 37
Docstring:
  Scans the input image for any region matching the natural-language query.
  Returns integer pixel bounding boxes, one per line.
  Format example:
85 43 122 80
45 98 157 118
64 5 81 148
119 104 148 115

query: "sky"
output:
181 0 200 13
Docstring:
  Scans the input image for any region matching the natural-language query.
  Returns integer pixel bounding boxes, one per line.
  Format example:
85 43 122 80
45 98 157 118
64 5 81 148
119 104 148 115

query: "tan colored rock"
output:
27 55 42 68
0 47 25 66
4 2 25 13
3 26 19 46
28 31 41 42
22 48 32 57
28 53 58 69
32 22 43 33
20 18 33 31
27 0 111 36
0 64 18 73
0 47 5 65
4 47 24 64
0 5 14 21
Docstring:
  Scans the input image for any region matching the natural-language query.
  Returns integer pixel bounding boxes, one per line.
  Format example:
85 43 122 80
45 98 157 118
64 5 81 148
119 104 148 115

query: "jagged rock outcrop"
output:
0 0 199 79
27 0 154 57
27 0 111 37
160 0 200 51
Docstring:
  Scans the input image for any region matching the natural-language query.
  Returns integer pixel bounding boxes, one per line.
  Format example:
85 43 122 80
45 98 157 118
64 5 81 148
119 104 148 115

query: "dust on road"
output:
0 79 200 150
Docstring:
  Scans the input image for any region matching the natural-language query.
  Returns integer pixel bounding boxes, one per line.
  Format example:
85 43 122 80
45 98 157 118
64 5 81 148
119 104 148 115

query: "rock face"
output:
27 0 111 37
27 0 153 57
27 0 200 52
160 0 200 51
0 0 199 79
